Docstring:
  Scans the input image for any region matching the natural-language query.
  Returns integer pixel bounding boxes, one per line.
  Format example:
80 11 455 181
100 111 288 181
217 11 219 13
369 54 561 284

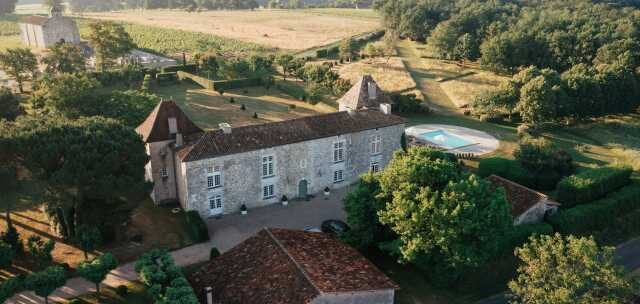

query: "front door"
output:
209 195 223 216
298 180 308 200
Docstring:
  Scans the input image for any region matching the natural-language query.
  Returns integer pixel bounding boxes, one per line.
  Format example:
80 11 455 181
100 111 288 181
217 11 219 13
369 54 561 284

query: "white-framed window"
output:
333 141 346 163
206 166 222 189
160 167 169 178
370 161 380 173
370 135 382 155
209 195 222 210
333 170 344 183
263 184 275 199
262 155 275 178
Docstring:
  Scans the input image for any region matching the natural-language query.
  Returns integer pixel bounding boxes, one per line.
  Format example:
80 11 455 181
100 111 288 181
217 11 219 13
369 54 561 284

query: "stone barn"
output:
19 5 80 49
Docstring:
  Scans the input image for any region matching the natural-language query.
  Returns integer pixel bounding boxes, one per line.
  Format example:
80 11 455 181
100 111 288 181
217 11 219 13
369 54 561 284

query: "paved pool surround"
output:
405 124 500 155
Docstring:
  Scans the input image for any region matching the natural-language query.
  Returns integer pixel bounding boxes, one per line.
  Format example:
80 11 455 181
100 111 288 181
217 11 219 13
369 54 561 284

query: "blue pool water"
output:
419 130 473 149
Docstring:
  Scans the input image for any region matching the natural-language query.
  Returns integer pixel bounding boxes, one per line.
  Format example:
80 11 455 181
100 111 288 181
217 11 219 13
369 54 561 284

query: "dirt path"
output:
395 40 459 115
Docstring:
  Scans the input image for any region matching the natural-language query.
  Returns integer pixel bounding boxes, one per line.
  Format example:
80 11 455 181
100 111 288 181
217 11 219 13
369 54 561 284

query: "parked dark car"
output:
321 219 350 236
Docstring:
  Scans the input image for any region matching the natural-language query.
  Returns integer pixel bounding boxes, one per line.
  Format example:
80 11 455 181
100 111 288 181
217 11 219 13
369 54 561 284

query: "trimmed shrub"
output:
209 247 221 260
556 166 633 207
548 183 640 235
156 72 179 84
116 285 129 296
596 207 640 245
498 223 554 254
184 211 210 242
0 275 25 304
0 241 14 268
161 64 197 74
478 158 534 187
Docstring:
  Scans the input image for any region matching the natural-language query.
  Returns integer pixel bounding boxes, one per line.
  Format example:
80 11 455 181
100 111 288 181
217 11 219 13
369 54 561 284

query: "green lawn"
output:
152 82 334 130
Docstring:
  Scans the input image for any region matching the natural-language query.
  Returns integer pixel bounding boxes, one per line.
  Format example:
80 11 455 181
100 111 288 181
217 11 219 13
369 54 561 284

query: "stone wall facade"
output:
179 123 405 218
311 289 395 304
19 17 80 48
145 140 179 204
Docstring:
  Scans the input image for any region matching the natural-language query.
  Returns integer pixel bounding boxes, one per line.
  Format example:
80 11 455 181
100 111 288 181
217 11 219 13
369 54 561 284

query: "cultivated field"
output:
153 82 335 130
78 9 380 50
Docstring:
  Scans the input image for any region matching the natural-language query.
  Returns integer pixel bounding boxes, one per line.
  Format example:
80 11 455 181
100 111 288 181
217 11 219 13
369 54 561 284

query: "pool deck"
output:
405 124 500 155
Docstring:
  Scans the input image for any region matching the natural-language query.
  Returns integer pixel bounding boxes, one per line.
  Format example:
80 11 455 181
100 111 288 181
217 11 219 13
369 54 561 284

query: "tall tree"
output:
378 174 512 283
11 115 148 238
77 253 118 299
0 166 18 227
25 266 66 304
275 54 294 81
32 73 101 117
339 37 355 61
75 225 102 260
0 88 22 120
0 48 38 93
87 21 135 72
509 234 636 304
43 42 86 74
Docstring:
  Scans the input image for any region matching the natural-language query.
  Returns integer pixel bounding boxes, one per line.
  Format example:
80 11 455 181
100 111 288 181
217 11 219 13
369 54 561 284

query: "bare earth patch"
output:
77 9 380 50
339 57 423 99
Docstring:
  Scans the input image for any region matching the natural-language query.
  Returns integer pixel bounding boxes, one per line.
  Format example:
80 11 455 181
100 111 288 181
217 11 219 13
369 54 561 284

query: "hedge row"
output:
185 210 210 243
596 208 640 246
0 275 24 303
478 158 534 187
177 71 262 91
213 78 262 92
548 183 640 235
156 72 179 83
556 166 633 207
161 64 197 74
498 223 554 255
314 30 385 59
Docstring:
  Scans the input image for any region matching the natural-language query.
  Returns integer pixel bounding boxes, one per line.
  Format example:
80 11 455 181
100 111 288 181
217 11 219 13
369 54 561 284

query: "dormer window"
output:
168 117 178 134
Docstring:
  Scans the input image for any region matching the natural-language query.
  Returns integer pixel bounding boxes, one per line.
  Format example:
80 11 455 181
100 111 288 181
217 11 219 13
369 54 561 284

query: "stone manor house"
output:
136 76 406 218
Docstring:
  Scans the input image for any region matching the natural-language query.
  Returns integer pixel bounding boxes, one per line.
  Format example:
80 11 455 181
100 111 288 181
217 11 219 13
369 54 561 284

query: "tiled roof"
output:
337 75 391 110
135 100 202 143
20 15 49 26
486 175 557 217
178 109 406 162
188 228 399 304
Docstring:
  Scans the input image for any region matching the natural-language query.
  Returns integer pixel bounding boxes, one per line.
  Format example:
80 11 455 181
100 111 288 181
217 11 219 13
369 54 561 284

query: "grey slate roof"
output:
177 109 406 162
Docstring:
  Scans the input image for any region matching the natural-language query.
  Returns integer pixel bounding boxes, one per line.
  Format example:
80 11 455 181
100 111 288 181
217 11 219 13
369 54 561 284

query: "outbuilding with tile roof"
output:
486 175 560 225
189 228 399 304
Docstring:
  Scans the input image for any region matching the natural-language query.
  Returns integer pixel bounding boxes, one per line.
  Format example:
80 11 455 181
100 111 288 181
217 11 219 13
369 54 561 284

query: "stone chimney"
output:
380 103 392 115
205 286 213 304
175 133 184 147
219 123 232 134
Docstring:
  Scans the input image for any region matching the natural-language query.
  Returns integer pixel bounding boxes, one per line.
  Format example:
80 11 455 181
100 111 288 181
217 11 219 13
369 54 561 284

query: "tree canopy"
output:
87 21 135 72
0 48 38 93
509 234 637 304
43 42 86 75
7 115 148 238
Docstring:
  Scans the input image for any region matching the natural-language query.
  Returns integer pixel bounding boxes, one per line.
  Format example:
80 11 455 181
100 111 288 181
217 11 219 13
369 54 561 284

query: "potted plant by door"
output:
281 195 289 206
324 187 330 200
240 204 248 215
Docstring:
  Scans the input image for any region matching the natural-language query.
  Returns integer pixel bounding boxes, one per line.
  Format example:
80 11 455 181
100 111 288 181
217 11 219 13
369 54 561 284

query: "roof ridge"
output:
264 228 322 294
488 174 548 199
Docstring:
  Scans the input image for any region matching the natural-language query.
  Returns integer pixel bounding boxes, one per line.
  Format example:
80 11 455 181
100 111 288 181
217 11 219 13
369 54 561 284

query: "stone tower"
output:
136 100 202 204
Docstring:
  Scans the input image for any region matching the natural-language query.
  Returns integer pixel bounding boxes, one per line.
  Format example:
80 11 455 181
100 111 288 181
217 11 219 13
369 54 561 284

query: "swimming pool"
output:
419 130 473 149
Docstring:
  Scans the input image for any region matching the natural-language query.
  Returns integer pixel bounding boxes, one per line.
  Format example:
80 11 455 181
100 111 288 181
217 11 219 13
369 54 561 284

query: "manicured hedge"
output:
596 207 640 245
0 275 24 303
498 223 554 254
185 211 210 242
161 64 197 74
135 249 199 304
213 78 262 92
478 158 534 187
316 49 328 58
556 166 633 207
156 72 178 84
548 183 640 235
